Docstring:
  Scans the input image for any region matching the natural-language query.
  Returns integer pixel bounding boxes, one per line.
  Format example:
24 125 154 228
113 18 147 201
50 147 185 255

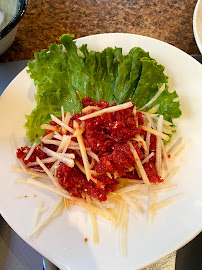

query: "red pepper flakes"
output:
34 195 37 197
168 154 171 158
24 195 28 198
84 238 88 243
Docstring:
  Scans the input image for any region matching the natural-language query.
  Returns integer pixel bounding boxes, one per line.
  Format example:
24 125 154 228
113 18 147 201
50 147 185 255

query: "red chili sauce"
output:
16 97 163 202
84 237 88 243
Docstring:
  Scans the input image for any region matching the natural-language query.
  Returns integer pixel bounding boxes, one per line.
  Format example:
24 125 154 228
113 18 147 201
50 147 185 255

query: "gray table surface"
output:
0 57 202 270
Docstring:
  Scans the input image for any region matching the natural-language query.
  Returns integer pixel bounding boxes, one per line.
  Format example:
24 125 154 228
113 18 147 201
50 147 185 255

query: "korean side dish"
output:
13 34 183 256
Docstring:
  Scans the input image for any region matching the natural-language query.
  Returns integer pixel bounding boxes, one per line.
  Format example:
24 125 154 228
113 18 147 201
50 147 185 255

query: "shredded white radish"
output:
72 121 85 137
115 184 140 194
114 171 119 179
32 201 45 230
142 152 154 164
41 132 54 140
89 158 95 169
134 134 147 151
50 160 60 175
86 194 98 243
169 141 184 159
133 106 136 117
36 157 62 189
73 121 91 180
120 203 129 257
64 112 71 125
120 194 141 215
57 135 72 153
145 121 152 157
148 186 157 224
61 106 65 122
82 106 101 113
143 112 156 129
134 163 142 179
50 114 74 134
164 166 180 183
54 132 63 141
156 115 163 175
30 197 64 237
27 157 57 167
154 185 178 193
87 150 100 162
40 124 60 132
73 198 116 223
162 126 175 134
41 139 61 146
147 104 160 114
12 95 184 255
138 84 165 111
165 136 182 153
24 143 38 161
21 177 70 199
69 140 79 146
128 142 151 186
117 178 144 184
150 193 184 211
162 119 173 126
140 125 170 141
68 145 90 150
113 201 123 231
92 197 115 210
106 172 112 179
12 166 50 180
60 153 75 159
79 102 133 121
163 125 175 131
42 147 74 168
75 160 86 175
61 112 72 135
162 143 171 171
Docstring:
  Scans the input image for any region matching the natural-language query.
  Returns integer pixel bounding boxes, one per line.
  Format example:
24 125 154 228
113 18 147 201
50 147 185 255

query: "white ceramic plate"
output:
0 33 202 270
194 0 202 54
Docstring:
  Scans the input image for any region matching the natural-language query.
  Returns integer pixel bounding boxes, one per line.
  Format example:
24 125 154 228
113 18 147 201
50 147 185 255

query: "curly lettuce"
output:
26 34 181 143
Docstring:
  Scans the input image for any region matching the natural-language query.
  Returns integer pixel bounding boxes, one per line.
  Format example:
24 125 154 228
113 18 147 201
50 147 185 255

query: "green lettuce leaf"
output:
26 34 182 143
131 57 168 106
26 35 84 142
79 45 151 104
131 58 181 122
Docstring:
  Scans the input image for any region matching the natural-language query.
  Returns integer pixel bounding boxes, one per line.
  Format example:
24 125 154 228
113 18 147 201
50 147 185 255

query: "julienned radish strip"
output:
127 141 151 186
73 120 92 181
79 102 133 121
139 125 170 141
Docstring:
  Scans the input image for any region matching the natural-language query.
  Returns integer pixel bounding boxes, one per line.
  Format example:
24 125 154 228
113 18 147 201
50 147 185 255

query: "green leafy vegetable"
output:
26 34 181 143
26 35 84 142
131 58 168 107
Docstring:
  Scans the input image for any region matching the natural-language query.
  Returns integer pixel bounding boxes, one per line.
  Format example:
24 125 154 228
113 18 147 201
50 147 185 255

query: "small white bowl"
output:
193 0 202 54
0 0 27 56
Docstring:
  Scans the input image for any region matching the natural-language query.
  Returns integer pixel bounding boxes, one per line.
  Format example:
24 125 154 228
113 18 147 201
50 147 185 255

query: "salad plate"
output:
0 33 202 270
